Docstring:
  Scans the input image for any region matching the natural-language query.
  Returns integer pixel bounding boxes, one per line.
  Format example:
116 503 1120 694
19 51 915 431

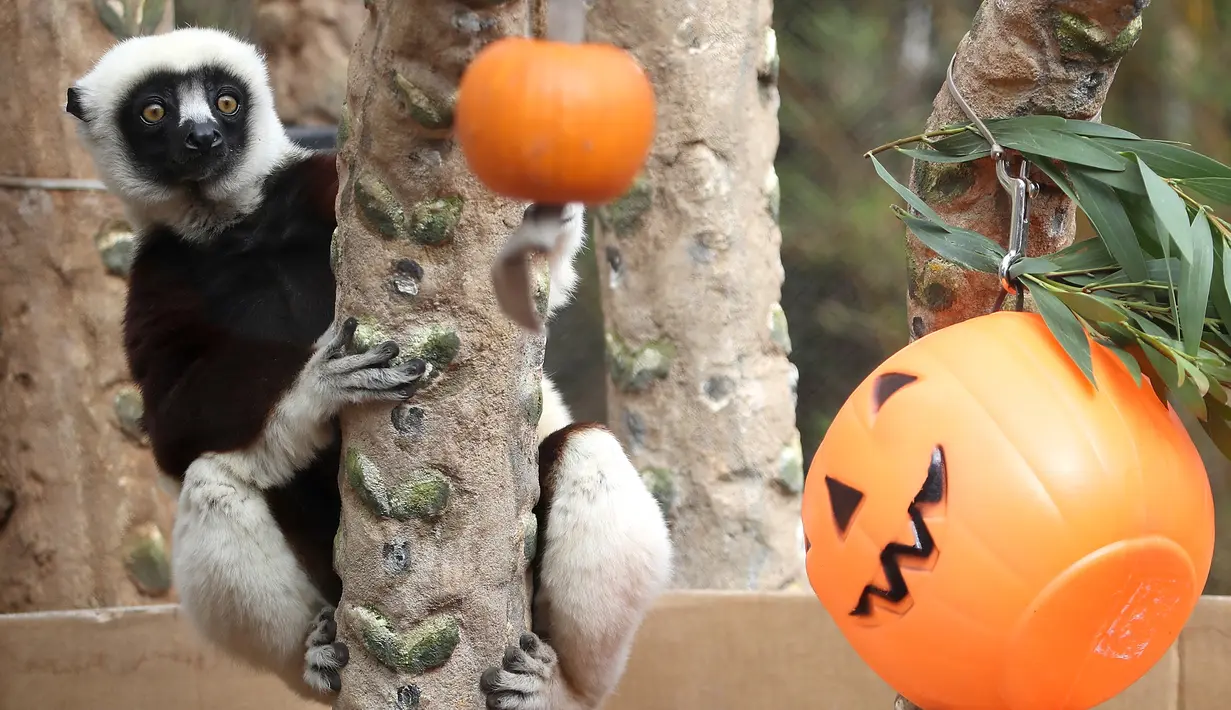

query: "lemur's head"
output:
66 28 292 214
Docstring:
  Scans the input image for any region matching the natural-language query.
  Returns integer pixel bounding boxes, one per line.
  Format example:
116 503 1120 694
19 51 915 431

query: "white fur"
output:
68 27 306 238
545 203 587 317
536 429 673 709
172 454 328 700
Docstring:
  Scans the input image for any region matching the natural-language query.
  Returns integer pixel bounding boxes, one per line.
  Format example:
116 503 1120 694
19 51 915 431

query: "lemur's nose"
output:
185 122 223 151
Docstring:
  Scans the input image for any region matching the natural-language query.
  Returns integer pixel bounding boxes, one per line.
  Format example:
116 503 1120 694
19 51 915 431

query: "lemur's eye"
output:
141 102 165 124
216 94 239 115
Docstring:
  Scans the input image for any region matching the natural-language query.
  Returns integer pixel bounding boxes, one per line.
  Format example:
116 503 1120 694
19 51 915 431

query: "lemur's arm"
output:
481 205 674 710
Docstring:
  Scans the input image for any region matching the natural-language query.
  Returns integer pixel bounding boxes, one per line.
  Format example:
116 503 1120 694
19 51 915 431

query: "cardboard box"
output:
1 591 1228 709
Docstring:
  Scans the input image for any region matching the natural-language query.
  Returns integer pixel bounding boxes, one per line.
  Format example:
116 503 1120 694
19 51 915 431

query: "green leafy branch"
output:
866 114 1231 459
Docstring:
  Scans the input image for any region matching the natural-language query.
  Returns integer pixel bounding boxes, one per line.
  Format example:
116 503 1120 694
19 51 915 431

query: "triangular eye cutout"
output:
914 445 946 505
872 372 918 413
825 476 865 538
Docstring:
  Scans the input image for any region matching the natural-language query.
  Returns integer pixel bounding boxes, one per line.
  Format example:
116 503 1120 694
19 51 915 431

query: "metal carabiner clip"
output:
996 156 1038 295
944 51 1039 304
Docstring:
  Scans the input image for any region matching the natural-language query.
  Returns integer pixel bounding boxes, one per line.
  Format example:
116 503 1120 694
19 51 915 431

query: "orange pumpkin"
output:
454 37 656 204
801 311 1214 710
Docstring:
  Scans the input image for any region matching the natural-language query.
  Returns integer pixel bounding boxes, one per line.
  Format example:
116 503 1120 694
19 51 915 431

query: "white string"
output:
0 175 109 191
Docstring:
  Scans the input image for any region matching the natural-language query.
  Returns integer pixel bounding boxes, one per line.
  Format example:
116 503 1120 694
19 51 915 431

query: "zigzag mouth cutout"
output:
849 444 946 617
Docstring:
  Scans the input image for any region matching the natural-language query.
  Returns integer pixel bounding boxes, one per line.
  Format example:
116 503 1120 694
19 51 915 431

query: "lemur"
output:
66 27 672 709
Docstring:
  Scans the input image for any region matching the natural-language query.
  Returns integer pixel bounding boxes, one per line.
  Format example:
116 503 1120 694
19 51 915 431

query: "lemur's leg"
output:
480 423 673 710
172 316 428 702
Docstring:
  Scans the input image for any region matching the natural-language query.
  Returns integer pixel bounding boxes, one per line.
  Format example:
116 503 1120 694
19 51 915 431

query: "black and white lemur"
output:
66 27 672 709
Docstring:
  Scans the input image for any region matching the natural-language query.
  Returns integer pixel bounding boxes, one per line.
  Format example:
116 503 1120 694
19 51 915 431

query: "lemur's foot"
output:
303 605 348 694
479 632 561 710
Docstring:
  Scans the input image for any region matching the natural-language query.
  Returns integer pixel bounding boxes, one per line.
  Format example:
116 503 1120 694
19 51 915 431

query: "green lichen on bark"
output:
338 101 352 148
388 469 451 520
912 160 976 205
113 386 147 444
346 447 452 521
94 0 166 39
355 171 408 241
640 468 676 516
404 325 462 375
532 260 551 319
757 27 779 84
346 447 389 516
352 317 390 355
390 70 455 131
521 512 538 562
330 228 343 275
333 525 345 575
350 606 460 674
917 258 964 311
595 176 653 237
605 331 675 393
774 432 805 494
1053 11 1143 62
95 219 135 277
764 168 781 224
407 196 464 246
123 522 171 596
768 302 792 354
524 379 543 426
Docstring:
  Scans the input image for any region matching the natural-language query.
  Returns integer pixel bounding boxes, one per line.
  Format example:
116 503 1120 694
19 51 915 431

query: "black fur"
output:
66 87 86 121
116 67 252 185
124 150 344 602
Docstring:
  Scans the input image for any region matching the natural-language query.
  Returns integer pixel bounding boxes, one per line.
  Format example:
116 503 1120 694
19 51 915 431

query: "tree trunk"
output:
904 0 1149 341
895 2 1149 708
253 0 366 126
584 0 803 590
0 0 177 612
331 1 542 708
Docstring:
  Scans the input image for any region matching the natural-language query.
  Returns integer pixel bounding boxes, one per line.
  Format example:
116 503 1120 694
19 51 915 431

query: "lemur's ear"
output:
66 87 87 122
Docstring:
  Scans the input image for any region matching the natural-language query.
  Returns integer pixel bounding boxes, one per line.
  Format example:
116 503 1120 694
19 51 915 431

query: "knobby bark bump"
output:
905 0 1150 340
895 2 1149 708
586 0 803 590
0 0 177 612
332 0 546 708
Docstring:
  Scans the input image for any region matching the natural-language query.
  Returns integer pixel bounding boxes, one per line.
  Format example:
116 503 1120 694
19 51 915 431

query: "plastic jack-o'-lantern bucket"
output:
801 311 1215 710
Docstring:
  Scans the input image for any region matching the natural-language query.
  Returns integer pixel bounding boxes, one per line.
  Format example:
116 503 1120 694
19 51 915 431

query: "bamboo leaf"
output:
1010 257 1059 277
1179 209 1216 356
1178 356 1212 397
1028 281 1096 386
1213 241 1231 332
1201 399 1231 460
1067 166 1149 282
1097 138 1231 180
870 154 952 226
1139 156 1195 262
896 147 989 164
1137 337 1182 388
1106 343 1145 387
1051 289 1129 324
1046 237 1118 272
1178 177 1231 205
995 128 1128 171
895 209 1004 274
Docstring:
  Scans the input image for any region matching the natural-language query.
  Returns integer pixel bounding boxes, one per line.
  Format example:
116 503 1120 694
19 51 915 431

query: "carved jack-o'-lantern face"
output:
821 371 946 621
802 311 1215 710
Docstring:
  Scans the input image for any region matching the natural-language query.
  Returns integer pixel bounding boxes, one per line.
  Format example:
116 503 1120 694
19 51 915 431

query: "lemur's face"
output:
65 28 285 208
116 67 250 185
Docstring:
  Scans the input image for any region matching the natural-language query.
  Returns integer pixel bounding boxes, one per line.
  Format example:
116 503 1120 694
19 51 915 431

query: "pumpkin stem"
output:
546 0 586 43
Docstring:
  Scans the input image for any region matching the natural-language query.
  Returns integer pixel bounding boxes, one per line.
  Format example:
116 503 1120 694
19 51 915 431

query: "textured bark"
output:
254 0 366 126
331 1 543 708
896 2 1148 708
586 0 803 590
0 1 177 612
905 0 1149 341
